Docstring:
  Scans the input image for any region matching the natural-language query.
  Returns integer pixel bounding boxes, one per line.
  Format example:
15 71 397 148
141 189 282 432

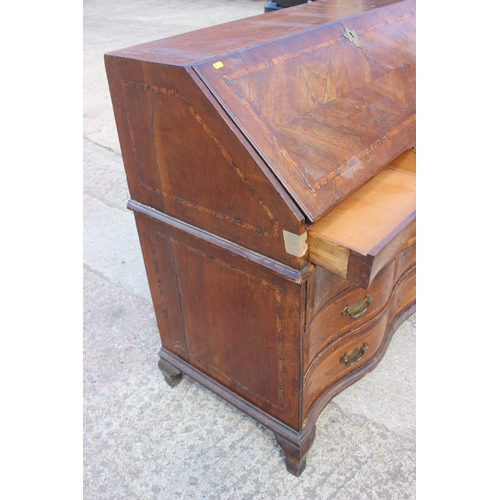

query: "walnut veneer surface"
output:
105 0 416 476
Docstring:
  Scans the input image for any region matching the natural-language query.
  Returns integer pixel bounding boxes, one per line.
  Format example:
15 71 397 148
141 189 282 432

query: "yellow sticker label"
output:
213 61 224 69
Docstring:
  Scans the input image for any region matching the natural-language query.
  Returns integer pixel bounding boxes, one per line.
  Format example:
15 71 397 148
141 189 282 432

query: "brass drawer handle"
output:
340 343 369 367
342 295 372 319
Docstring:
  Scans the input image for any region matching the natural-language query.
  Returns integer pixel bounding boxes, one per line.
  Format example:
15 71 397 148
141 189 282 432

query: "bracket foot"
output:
274 425 316 476
158 357 183 388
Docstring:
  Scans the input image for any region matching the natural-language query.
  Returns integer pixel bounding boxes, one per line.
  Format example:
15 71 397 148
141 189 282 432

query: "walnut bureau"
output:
105 0 416 476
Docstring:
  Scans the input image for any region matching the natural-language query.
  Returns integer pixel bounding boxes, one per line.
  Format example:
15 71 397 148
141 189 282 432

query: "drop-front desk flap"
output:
193 0 416 222
307 149 415 289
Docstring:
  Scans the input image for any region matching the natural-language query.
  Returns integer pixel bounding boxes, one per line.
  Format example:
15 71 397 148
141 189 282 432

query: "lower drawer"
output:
305 243 416 368
305 260 395 368
303 266 415 416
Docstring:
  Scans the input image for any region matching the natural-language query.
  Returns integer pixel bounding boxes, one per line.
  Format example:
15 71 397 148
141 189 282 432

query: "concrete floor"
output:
83 1 416 498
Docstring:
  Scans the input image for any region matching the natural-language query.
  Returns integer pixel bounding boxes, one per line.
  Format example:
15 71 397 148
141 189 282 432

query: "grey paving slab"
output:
84 266 416 499
83 193 151 301
83 1 416 497
334 315 416 441
83 138 130 210
84 0 264 152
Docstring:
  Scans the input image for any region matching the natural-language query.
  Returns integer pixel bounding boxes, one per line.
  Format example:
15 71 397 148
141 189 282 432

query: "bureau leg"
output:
274 425 316 477
158 357 183 388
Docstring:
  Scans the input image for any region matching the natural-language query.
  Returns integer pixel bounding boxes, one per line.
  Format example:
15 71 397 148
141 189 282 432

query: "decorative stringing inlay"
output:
169 236 285 409
218 12 415 193
122 80 279 237
148 229 187 355
222 14 413 83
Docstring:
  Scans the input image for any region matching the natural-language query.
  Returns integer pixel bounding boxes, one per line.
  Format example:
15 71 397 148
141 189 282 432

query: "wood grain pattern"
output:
105 0 409 66
307 149 416 289
194 0 415 220
105 57 307 268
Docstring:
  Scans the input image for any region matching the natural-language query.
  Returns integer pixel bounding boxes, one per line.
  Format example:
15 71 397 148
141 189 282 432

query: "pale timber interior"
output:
307 149 415 271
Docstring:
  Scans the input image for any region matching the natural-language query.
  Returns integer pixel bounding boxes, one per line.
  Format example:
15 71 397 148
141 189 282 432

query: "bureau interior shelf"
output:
307 149 416 289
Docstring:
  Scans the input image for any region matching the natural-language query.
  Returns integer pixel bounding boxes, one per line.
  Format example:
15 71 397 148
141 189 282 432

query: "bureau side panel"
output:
134 213 189 360
105 56 166 213
105 56 306 268
134 211 304 430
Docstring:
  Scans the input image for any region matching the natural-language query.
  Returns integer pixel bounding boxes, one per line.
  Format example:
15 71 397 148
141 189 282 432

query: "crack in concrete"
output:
83 189 129 212
83 262 151 308
83 135 121 155
327 399 416 444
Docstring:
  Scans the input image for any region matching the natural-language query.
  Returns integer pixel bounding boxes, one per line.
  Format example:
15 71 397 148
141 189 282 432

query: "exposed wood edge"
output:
367 212 416 285
302 301 416 430
307 231 374 289
345 252 374 291
370 211 416 256
158 347 313 442
128 200 314 283
306 232 350 278
307 212 416 291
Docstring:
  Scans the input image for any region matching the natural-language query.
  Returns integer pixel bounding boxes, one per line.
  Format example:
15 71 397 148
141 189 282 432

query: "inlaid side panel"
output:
134 213 188 360
105 57 306 268
133 211 305 430
105 57 166 213
173 241 285 407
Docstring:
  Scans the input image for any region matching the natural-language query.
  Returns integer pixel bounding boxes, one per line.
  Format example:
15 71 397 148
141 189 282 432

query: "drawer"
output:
305 241 416 368
305 259 396 368
307 149 416 290
303 264 416 415
304 315 388 415
394 242 416 279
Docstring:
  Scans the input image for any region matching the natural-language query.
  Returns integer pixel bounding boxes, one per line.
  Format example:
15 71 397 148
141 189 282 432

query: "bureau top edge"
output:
104 0 412 67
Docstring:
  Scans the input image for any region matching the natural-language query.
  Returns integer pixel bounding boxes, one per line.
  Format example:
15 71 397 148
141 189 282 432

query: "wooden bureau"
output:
105 0 416 476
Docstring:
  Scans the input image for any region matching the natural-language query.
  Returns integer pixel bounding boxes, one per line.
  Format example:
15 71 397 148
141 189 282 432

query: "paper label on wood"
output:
283 230 308 257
